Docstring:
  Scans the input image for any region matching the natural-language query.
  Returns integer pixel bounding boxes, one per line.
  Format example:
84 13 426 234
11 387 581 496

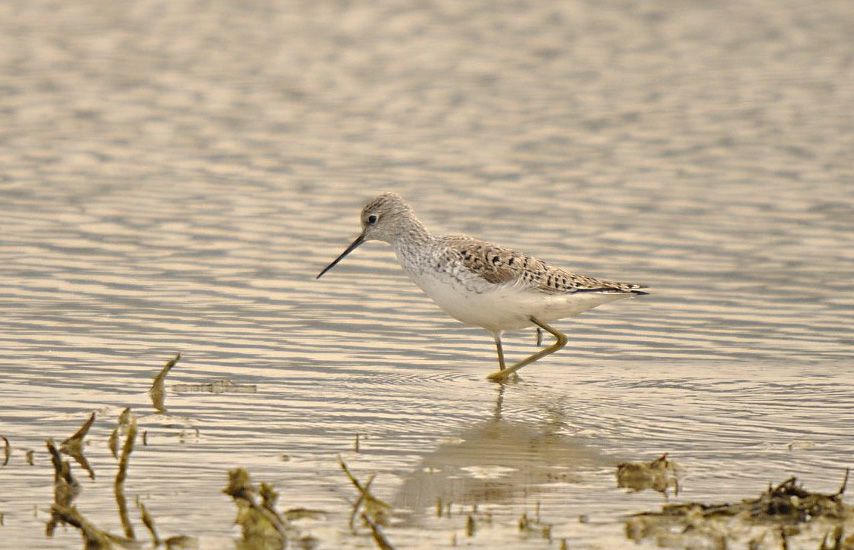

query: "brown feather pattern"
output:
438 235 645 295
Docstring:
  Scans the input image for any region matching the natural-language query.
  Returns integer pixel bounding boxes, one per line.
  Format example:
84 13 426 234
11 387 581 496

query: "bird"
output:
316 193 647 381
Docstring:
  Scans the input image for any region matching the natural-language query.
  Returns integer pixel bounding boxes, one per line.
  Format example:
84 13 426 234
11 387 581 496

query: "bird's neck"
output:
394 213 431 247
391 214 433 266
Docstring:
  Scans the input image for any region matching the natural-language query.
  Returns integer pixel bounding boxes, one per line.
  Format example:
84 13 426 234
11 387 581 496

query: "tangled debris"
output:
223 468 289 549
46 439 81 538
626 471 853 549
617 453 680 496
47 436 134 549
339 457 395 550
46 408 194 550
222 468 321 550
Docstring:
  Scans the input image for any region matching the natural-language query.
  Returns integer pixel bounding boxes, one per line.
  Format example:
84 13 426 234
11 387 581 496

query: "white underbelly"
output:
408 270 628 332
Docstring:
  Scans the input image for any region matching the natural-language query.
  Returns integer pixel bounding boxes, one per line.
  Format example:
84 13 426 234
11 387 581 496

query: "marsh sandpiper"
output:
317 193 647 381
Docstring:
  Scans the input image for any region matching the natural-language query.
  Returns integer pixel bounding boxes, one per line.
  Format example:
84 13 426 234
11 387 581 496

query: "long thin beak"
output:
316 233 366 279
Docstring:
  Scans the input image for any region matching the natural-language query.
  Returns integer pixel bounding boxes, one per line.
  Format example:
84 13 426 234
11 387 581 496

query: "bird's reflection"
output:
393 384 612 514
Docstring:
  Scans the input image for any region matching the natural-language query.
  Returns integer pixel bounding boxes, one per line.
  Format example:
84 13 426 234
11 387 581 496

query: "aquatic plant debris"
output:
46 438 81 538
338 456 392 530
136 500 196 548
1 435 9 466
625 471 853 549
150 353 181 413
109 407 133 459
338 457 396 549
282 508 326 521
46 438 138 546
820 525 854 549
223 467 288 549
616 453 680 496
114 413 138 539
362 512 395 550
60 411 96 480
50 505 127 550
138 500 161 546
108 428 119 459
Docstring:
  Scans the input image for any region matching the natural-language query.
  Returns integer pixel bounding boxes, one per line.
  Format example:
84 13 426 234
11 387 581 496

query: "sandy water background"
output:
1 0 853 548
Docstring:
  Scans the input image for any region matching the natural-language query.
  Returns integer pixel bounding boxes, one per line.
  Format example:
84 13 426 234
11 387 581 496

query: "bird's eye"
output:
367 214 378 225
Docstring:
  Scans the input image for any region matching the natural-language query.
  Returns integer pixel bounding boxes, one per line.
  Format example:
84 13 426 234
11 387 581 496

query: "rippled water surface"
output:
1 1 853 548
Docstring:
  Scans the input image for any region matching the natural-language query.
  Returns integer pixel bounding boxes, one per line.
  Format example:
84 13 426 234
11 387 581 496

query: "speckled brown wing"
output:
439 236 520 285
538 265 646 294
439 235 646 295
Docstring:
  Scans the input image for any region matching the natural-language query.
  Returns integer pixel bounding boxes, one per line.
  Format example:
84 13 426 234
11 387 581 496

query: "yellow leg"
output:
487 317 568 382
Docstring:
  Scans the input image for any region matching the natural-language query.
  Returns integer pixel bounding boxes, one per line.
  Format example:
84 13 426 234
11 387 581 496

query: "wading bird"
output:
317 193 646 381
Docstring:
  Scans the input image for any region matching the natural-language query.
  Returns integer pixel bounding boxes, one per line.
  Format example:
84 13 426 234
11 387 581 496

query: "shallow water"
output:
1 0 853 548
